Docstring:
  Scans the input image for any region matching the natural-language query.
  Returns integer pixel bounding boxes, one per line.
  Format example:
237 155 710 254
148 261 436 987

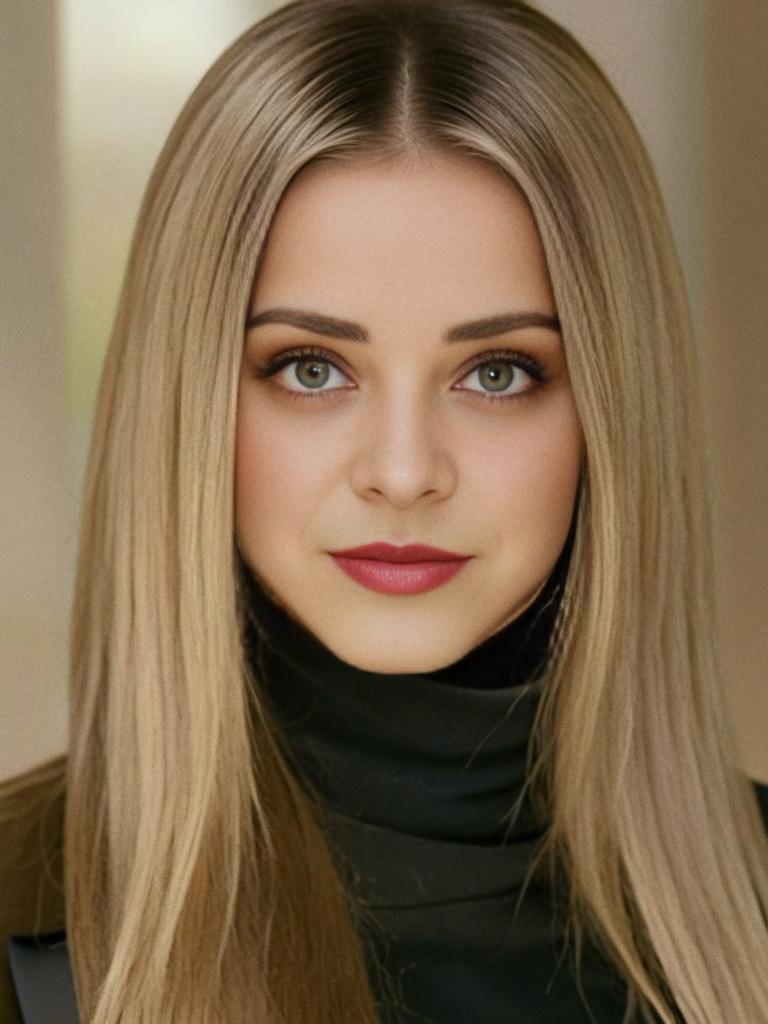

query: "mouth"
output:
328 549 474 595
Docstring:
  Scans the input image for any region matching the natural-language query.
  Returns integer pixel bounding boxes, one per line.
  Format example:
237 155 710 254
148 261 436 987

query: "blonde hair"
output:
4 0 767 1020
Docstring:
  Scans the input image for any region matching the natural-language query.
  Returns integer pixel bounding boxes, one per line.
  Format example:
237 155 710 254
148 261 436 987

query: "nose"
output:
348 385 457 507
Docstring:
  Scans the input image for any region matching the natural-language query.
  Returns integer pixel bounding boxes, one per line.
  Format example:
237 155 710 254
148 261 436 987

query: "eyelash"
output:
251 345 549 404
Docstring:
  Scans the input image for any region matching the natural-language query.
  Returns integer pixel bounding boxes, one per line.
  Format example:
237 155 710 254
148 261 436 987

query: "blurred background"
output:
1 0 766 780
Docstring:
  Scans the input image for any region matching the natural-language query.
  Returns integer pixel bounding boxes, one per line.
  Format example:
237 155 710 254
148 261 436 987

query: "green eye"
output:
254 345 548 404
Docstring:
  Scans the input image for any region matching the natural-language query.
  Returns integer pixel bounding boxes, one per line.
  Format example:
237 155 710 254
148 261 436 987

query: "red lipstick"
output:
328 542 473 595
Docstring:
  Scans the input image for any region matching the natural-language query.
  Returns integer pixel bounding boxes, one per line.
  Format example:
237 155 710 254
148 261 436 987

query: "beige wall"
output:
702 0 768 781
1 1 766 779
1 1 75 779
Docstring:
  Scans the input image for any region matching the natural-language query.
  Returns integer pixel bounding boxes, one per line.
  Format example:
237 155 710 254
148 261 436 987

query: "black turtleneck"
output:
239 530 644 1023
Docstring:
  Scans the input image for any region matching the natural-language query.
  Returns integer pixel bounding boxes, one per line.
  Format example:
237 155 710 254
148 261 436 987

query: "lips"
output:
328 542 473 595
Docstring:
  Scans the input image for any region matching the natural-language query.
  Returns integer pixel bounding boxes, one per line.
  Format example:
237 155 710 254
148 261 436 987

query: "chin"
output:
330 633 469 675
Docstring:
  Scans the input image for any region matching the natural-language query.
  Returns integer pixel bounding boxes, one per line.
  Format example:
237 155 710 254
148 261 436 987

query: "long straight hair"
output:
6 0 767 1020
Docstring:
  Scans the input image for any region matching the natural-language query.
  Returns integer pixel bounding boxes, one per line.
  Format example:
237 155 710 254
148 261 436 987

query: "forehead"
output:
250 151 556 321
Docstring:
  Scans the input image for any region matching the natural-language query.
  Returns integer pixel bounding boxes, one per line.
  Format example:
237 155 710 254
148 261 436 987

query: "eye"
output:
253 346 353 401
251 345 548 404
456 350 546 402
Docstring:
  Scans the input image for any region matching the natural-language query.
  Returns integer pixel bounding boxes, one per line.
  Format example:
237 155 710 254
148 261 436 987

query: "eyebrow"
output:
245 307 561 342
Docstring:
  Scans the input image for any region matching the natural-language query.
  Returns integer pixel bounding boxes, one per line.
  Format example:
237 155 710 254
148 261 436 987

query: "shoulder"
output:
0 754 67 1024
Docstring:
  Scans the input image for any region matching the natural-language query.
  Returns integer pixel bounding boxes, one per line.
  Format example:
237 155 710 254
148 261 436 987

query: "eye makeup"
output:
248 344 552 405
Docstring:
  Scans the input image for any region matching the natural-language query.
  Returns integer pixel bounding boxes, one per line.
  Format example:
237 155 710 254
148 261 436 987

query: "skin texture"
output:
235 150 585 674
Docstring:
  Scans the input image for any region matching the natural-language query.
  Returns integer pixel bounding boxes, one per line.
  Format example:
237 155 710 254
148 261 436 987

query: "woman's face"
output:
236 150 584 673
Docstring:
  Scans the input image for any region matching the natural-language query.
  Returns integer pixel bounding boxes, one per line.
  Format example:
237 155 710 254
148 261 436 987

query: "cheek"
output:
470 403 583 536
234 399 332 535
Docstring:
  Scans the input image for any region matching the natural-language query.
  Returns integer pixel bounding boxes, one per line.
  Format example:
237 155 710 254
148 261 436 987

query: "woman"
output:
2 1 767 1021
